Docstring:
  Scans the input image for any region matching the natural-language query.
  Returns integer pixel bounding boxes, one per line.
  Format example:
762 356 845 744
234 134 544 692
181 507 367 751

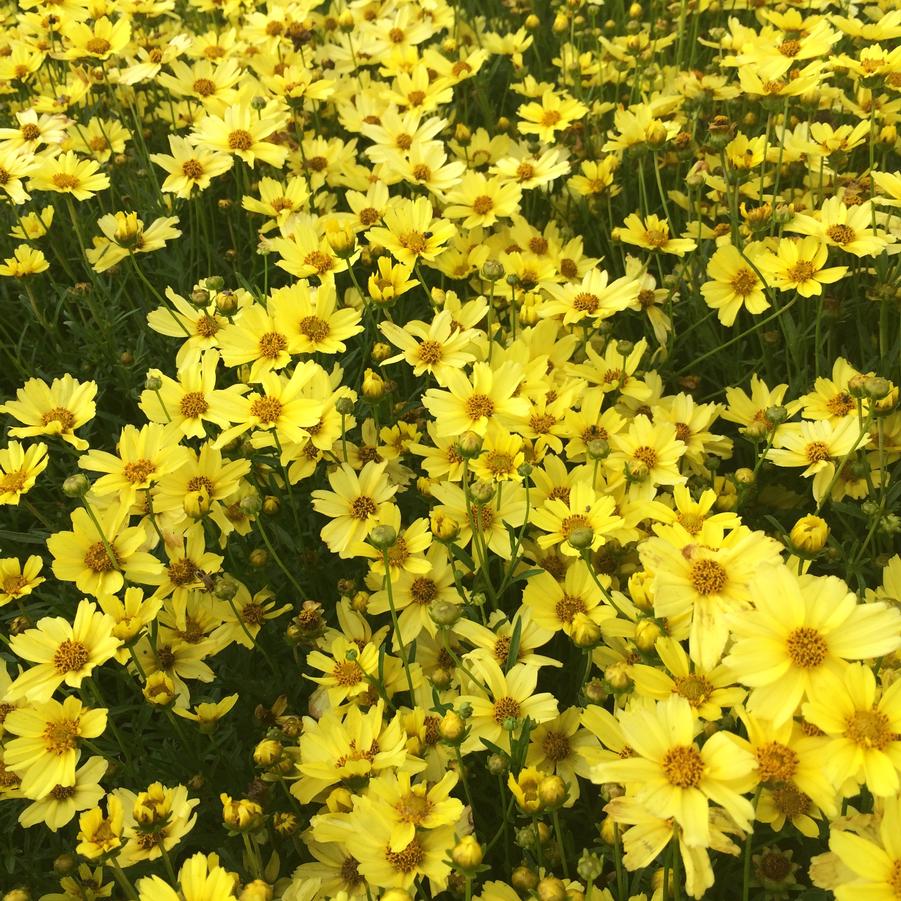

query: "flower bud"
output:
538 774 567 808
369 524 397 550
239 494 262 515
456 430 484 458
790 515 829 553
371 341 392 362
254 739 283 767
249 548 268 567
430 511 460 542
763 405 788 426
468 479 495 504
143 671 177 706
53 854 77 876
511 866 539 892
362 369 386 399
62 474 90 498
429 599 461 627
221 794 264 832
335 396 355 416
605 661 632 691
634 618 663 651
864 376 892 400
144 374 162 391
584 678 607 704
537 877 567 901
216 292 238 315
486 752 508 776
326 225 356 259
262 496 280 516
571 612 602 647
567 526 595 550
451 835 484 871
481 260 505 282
239 880 272 901
381 892 412 901
586 438 610 459
439 710 466 743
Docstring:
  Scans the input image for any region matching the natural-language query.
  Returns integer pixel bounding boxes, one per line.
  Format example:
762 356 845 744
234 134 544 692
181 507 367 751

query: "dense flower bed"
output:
0 0 900 899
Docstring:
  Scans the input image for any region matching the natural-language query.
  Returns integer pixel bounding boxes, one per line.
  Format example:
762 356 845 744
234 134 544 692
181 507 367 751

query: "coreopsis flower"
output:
380 309 477 383
444 172 522 228
591 695 756 847
756 236 848 297
367 196 457 267
457 658 559 753
609 414 687 486
47 504 161 597
0 374 96 450
722 374 795 429
62 15 131 59
540 267 640 326
190 101 289 168
524 709 601 805
18 755 108 832
86 212 181 273
0 245 49 276
76 794 124 859
422 361 530 437
3 696 107 796
530 480 624 555
150 135 234 197
724 564 901 726
802 663 901 798
6 600 122 702
786 198 890 257
0 440 48 504
311 461 398 558
136 852 239 901
640 523 782 668
116 783 199 866
767 417 868 502
8 206 53 240
173 695 239 732
0 554 44 606
214 362 327 448
79 423 188 509
701 243 769 326
517 92 588 142
615 213 697 255
269 281 363 356
28 151 110 200
292 700 423 804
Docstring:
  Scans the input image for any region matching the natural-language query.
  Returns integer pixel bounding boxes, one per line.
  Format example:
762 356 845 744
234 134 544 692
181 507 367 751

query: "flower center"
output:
779 39 801 57
182 159 204 180
84 541 119 573
227 129 254 151
385 837 425 873
0 470 27 493
464 393 495 420
644 228 670 248
542 730 571 762
493 696 522 724
250 395 283 424
472 195 494 215
400 231 428 255
689 558 728 595
417 339 443 364
825 392 853 416
845 709 893 750
2 574 28 595
731 268 759 297
192 77 216 96
123 458 156 484
786 260 816 283
41 406 76 429
196 315 220 337
50 784 77 800
755 741 799 782
258 331 288 358
350 496 378 520
303 250 335 274
770 784 810 819
411 577 437 604
167 558 197 586
394 791 432 823
43 717 81 753
412 164 431 181
53 639 90 675
85 37 111 54
673 673 714 706
632 445 659 468
555 593 587 625
826 224 855 245
540 110 562 127
333 659 364 686
180 391 209 417
662 744 704 788
299 315 330 343
804 441 831 463
186 475 215 494
785 626 828 668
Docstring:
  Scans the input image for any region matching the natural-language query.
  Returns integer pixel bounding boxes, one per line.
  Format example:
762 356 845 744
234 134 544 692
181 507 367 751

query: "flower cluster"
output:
0 0 900 899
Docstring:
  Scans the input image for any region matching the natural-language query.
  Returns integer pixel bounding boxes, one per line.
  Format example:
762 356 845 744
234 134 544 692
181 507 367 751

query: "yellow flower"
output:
311 461 398 558
63 15 131 59
19 755 107 832
517 91 588 143
530 480 624 556
76 794 124 859
0 440 48 504
173 695 239 733
150 135 234 197
444 171 522 228
541 267 640 326
802 663 901 798
116 783 199 866
0 245 49 277
269 281 363 356
724 564 901 726
190 101 289 168
591 695 756 847
0 373 96 450
7 599 122 702
4 695 106 798
86 211 181 273
136 852 239 901
786 197 890 257
828 795 901 901
367 196 457 267
241 175 310 232
0 554 44 606
47 504 161 597
609 414 686 486
701 243 769 326
615 213 697 256
29 151 110 201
